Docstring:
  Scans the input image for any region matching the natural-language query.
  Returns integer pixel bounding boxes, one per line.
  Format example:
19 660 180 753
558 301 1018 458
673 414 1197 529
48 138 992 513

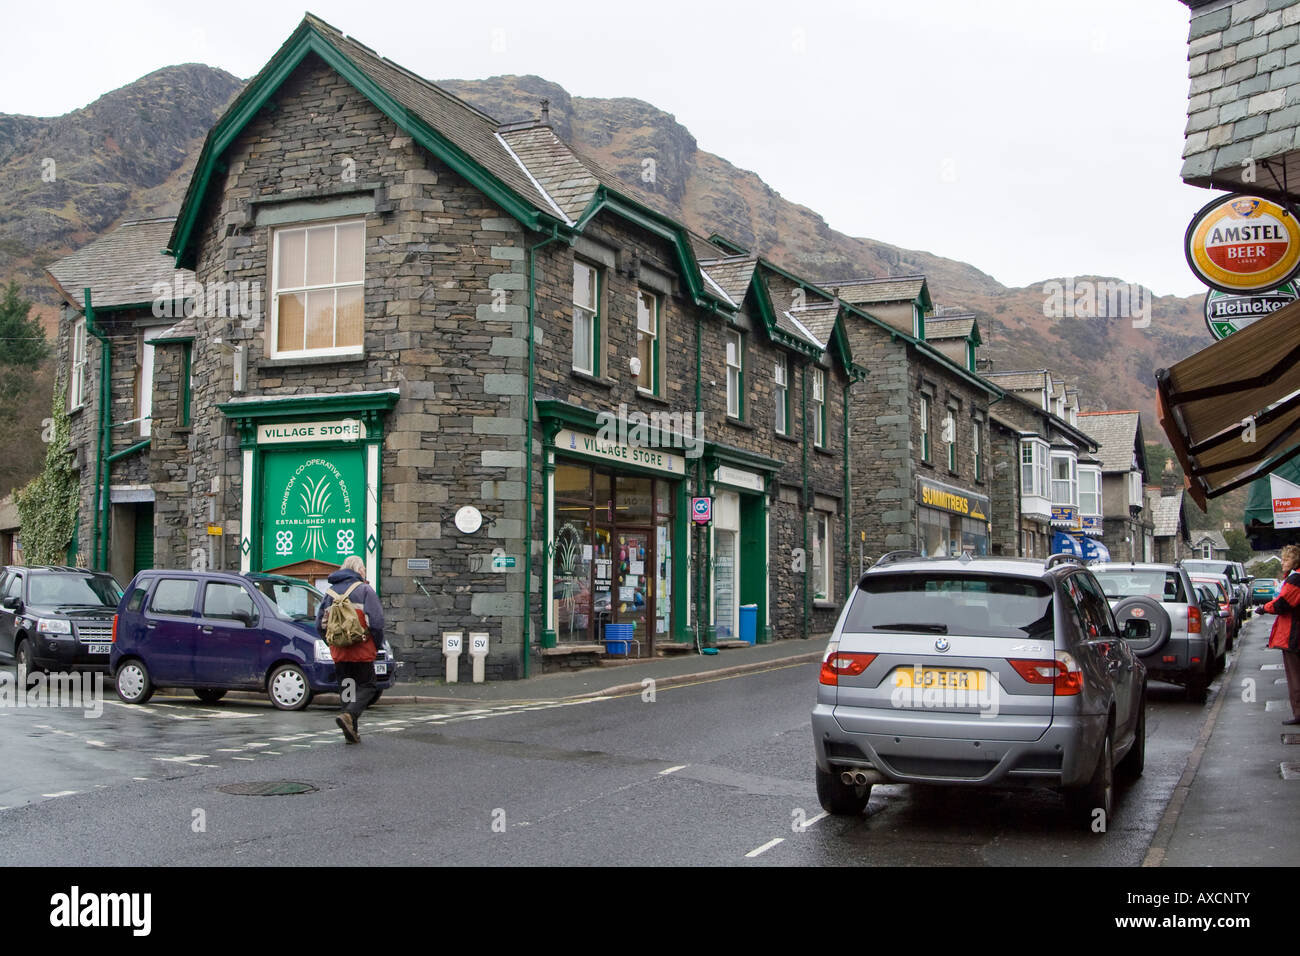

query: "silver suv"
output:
812 553 1147 829
1089 562 1224 704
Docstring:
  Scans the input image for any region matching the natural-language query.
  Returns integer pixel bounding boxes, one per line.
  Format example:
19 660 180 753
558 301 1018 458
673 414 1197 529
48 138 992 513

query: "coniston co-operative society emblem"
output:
1185 193 1300 293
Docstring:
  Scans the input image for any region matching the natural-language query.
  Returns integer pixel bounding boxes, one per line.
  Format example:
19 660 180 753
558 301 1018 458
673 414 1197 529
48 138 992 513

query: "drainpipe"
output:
695 308 703 652
83 289 112 572
801 363 809 639
842 380 851 600
523 226 563 679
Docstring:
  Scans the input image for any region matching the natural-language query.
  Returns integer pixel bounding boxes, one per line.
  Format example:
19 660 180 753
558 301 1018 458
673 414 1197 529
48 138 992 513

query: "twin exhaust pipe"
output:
840 769 884 786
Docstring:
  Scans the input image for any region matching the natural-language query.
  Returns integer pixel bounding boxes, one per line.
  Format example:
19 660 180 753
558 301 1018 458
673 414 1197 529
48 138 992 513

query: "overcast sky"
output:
5 0 1208 297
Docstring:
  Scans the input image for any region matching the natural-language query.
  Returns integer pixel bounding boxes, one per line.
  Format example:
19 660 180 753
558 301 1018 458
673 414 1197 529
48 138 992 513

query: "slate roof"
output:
1076 410 1142 473
46 218 192 311
832 275 926 306
1153 492 1185 538
786 305 838 349
924 315 977 341
983 369 1051 394
698 256 757 307
1191 530 1229 552
309 17 559 218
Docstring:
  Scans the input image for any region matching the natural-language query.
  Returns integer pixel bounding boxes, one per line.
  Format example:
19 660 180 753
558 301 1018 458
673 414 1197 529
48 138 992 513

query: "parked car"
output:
1188 573 1237 650
1252 578 1279 605
111 569 399 710
1181 559 1249 628
0 566 124 676
1090 562 1223 703
812 552 1146 829
1191 583 1230 661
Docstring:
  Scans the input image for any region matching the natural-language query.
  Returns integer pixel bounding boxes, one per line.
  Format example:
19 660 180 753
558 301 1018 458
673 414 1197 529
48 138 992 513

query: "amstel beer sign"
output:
1185 194 1300 294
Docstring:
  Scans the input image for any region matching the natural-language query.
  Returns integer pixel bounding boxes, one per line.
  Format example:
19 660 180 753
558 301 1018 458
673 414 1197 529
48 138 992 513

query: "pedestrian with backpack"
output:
316 555 385 743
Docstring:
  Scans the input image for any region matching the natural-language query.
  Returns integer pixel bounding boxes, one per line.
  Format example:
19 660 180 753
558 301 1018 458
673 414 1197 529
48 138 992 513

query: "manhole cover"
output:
218 781 318 796
1283 735 1300 745
1280 763 1300 780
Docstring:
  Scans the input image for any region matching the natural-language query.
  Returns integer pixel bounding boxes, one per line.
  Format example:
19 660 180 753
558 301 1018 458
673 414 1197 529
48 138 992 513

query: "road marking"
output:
85 740 105 747
262 751 282 755
42 790 78 798
659 765 688 775
245 742 269 748
232 756 256 761
1263 664 1284 670
745 838 784 858
153 754 210 763
800 810 830 830
216 748 243 753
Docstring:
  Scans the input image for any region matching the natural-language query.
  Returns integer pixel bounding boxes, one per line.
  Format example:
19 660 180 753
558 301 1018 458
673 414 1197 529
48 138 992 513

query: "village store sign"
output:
1185 194 1300 294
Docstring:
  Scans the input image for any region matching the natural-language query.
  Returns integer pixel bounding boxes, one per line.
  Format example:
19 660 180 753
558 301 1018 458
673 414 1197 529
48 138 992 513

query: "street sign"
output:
691 496 712 525
442 632 463 654
491 554 517 570
1185 193 1300 293
207 524 223 536
1203 281 1298 340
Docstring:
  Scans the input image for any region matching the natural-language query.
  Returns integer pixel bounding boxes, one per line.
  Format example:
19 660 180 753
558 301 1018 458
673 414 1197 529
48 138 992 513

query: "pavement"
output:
381 637 828 703
1154 611 1300 866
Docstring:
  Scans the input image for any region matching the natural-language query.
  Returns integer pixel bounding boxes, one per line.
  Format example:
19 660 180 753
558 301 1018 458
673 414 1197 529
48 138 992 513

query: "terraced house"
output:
48 14 870 680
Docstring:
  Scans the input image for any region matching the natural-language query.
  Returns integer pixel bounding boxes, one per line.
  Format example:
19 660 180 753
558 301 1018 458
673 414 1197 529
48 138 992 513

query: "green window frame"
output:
920 394 931 462
180 343 193 427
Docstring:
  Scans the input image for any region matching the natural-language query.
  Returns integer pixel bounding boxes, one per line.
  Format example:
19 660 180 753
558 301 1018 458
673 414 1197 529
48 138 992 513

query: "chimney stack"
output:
540 98 550 126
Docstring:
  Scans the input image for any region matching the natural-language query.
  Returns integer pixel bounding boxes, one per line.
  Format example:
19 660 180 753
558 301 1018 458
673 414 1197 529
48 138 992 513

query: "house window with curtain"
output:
1079 466 1101 516
945 409 956 471
572 260 600 374
973 422 983 481
812 511 832 602
271 219 365 358
920 395 931 462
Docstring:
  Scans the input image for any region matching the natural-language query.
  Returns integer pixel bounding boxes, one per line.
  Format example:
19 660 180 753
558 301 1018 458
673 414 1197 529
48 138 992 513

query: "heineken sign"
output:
261 449 365 568
1203 281 1298 340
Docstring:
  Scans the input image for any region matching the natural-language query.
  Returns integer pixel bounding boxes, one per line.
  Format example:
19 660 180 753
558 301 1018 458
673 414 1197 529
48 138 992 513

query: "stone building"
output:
44 218 193 584
984 370 1100 560
47 14 865 680
1076 410 1154 562
1153 490 1192 564
833 276 1003 561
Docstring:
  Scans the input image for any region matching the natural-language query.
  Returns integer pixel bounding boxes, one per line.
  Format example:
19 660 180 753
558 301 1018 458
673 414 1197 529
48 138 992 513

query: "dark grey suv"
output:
812 553 1147 829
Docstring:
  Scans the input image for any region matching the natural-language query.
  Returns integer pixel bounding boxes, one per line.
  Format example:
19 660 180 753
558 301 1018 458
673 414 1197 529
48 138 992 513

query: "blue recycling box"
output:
739 604 757 645
604 623 634 656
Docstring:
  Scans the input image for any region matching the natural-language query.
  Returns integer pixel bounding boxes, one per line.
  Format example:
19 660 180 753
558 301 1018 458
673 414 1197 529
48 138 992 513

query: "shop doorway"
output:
552 463 675 654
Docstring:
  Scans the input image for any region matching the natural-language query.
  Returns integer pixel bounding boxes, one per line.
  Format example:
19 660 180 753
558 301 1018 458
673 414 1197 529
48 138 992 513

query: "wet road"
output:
0 621 1253 865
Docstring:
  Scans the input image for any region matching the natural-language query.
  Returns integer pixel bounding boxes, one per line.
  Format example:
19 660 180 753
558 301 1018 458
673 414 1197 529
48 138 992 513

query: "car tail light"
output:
1162 656 1176 663
1008 651 1083 695
1188 605 1201 634
819 651 877 686
112 614 118 643
1219 602 1229 613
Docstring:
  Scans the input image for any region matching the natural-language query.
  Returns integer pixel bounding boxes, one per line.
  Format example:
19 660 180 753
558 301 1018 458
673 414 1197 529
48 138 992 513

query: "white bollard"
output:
469 632 489 684
442 632 463 683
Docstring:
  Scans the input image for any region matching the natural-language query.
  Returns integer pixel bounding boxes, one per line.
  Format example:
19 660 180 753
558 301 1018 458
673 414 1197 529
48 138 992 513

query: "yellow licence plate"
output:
893 668 986 690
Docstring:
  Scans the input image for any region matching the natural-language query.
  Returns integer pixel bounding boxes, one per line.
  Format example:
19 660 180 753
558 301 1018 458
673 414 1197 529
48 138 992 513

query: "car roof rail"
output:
873 550 923 568
1045 552 1083 570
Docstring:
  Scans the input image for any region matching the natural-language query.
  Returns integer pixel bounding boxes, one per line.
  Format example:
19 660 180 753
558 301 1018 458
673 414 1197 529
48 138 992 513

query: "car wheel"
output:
115 659 154 705
1118 695 1145 781
194 688 227 704
1066 730 1114 829
267 664 313 711
14 639 37 686
1187 671 1209 704
815 765 872 816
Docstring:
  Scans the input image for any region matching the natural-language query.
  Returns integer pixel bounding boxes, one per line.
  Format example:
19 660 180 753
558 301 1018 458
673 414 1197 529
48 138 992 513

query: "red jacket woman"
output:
1260 544 1300 725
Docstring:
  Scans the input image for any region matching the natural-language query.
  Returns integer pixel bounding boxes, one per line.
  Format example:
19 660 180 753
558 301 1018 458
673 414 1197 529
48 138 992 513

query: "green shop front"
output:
539 400 776 653
219 391 398 588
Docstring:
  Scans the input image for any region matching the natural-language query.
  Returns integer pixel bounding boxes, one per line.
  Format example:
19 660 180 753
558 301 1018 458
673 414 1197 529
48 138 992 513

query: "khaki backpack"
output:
323 582 367 647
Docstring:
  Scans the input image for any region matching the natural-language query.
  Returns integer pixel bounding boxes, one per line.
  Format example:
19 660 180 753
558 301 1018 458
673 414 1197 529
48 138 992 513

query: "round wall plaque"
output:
454 506 483 534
